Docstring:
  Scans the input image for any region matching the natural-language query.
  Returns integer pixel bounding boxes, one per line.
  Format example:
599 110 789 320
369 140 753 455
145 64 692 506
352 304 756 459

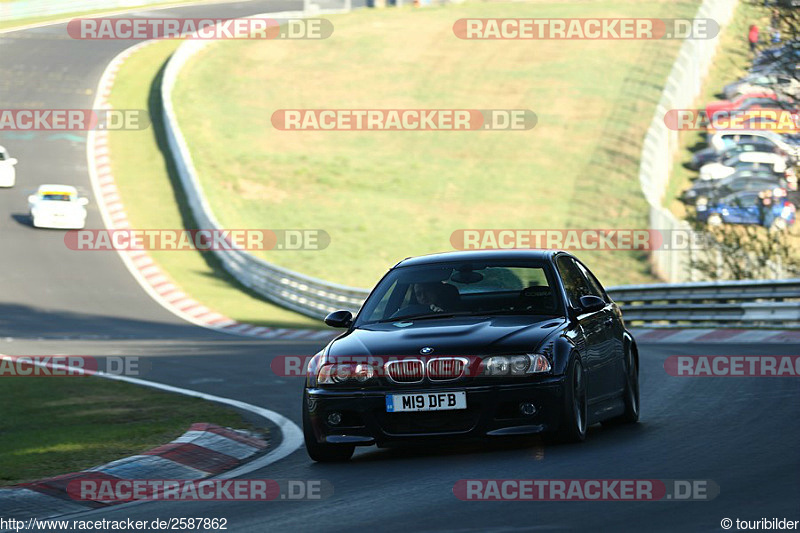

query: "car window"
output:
573 260 607 301
729 192 759 205
356 261 560 324
555 256 598 308
41 194 73 201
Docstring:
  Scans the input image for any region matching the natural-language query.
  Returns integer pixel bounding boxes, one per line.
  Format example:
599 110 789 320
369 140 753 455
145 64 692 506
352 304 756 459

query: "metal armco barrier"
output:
608 279 800 326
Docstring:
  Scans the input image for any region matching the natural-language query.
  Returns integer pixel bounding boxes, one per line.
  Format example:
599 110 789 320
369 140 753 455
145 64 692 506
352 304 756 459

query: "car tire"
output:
707 213 723 226
603 344 639 425
302 390 355 462
554 356 587 443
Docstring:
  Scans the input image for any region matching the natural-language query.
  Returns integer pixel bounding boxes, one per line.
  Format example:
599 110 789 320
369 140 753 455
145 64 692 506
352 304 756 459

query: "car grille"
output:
385 359 424 383
427 357 468 381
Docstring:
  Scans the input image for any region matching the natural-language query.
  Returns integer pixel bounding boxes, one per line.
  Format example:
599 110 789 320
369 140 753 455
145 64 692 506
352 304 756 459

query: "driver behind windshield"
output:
413 282 447 313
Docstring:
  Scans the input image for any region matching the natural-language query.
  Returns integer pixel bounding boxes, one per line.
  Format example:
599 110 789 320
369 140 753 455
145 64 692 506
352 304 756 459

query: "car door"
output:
573 259 625 397
555 256 613 401
723 192 761 224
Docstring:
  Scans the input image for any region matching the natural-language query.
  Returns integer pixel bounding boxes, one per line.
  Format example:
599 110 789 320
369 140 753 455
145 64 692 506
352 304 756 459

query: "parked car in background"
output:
698 152 789 181
704 93 780 120
696 190 797 229
709 130 800 158
752 41 800 68
681 173 790 206
0 146 18 187
723 73 800 100
689 141 787 170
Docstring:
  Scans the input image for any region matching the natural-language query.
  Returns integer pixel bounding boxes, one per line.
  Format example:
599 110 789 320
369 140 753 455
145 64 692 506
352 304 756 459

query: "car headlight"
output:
484 356 509 376
354 363 375 382
317 362 375 384
482 354 551 376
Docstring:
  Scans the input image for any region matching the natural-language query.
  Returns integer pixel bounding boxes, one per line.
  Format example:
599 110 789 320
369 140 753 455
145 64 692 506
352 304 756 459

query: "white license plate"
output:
385 391 467 413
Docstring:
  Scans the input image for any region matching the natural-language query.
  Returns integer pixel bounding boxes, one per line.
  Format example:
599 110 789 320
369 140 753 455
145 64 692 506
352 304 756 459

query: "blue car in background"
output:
696 190 797 230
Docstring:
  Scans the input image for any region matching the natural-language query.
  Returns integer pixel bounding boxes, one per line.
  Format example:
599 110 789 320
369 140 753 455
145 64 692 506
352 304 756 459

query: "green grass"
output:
172 0 700 290
0 376 257 486
107 40 320 328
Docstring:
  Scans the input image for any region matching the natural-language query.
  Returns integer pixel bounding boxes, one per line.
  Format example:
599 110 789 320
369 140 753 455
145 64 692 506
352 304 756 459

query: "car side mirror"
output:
579 295 605 313
8 158 17 166
324 310 352 328
78 197 89 206
27 194 36 203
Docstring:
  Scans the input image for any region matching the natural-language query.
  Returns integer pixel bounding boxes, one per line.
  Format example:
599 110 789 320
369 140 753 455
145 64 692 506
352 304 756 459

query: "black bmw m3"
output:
303 250 639 462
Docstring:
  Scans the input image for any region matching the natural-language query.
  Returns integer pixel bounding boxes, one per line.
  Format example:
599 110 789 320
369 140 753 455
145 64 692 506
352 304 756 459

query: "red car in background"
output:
705 92 781 119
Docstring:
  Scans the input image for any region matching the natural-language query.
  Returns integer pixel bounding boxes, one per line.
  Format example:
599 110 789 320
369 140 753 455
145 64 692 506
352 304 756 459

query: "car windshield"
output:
41 193 73 202
356 260 562 325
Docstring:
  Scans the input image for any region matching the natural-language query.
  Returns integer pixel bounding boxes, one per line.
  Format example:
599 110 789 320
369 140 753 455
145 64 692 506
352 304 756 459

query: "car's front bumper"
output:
306 378 566 447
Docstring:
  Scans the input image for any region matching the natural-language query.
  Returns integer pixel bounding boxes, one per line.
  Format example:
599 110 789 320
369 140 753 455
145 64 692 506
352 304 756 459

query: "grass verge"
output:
107 40 320 328
172 0 700 289
0 376 256 486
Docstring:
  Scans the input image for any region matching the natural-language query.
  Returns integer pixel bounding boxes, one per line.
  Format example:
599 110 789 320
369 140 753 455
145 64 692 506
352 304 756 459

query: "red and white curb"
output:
0 424 267 520
86 41 335 342
630 328 800 344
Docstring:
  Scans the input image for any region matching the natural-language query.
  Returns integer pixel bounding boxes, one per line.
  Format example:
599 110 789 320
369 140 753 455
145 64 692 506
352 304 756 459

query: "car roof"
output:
37 184 77 195
715 130 781 139
393 249 563 268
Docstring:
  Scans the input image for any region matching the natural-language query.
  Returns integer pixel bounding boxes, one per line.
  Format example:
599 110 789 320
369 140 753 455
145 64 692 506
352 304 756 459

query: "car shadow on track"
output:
305 423 652 465
10 213 33 227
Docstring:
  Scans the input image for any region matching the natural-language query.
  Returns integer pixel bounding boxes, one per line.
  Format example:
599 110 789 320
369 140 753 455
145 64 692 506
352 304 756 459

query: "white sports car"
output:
0 146 18 187
28 185 88 229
